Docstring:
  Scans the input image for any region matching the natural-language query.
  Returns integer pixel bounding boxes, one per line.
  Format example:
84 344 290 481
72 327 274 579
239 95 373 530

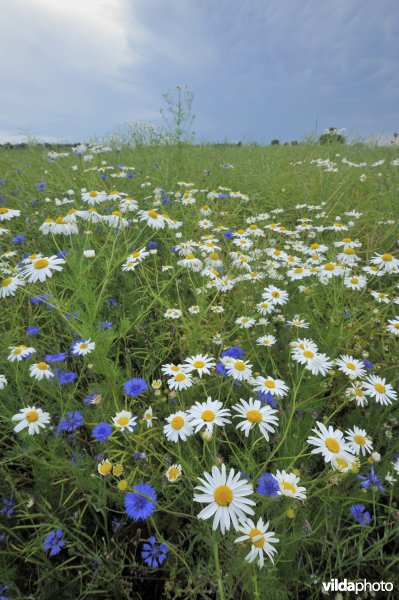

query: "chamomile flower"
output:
224 358 253 381
98 459 112 476
163 411 193 442
184 354 216 377
113 410 137 432
143 406 157 428
335 355 366 378
307 422 353 464
275 470 307 500
235 316 256 329
12 406 50 435
29 361 55 381
362 375 397 405
193 464 255 534
234 517 279 568
137 209 166 229
343 274 367 290
71 339 96 356
387 317 399 335
345 427 373 456
370 252 399 272
0 374 7 389
256 335 277 347
232 398 279 441
8 345 36 362
21 255 65 283
0 207 21 221
345 382 368 407
167 371 193 391
164 308 183 319
255 301 275 315
252 376 289 398
0 276 25 298
188 305 201 314
81 190 108 205
188 398 231 433
262 285 289 306
165 464 182 482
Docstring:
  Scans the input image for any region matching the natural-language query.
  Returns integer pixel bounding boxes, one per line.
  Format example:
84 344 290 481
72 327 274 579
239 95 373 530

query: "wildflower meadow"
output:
0 140 399 599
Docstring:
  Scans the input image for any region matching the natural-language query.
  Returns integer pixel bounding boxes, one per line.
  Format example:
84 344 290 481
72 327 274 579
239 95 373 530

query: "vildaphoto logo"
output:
322 579 394 594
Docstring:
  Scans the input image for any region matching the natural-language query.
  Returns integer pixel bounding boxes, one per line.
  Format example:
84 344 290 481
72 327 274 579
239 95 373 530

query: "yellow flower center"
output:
37 362 48 370
343 247 355 255
303 350 314 358
1 277 13 287
171 416 184 430
117 417 130 427
99 461 112 475
324 263 335 271
170 365 180 372
354 434 366 446
346 362 356 370
214 484 233 506
310 243 319 249
335 457 349 470
117 479 128 491
350 277 359 284
264 380 276 389
167 467 180 481
325 438 340 453
271 291 280 298
282 481 297 494
113 464 124 476
374 383 385 393
354 388 364 397
209 252 219 260
335 223 344 228
174 373 186 382
249 528 265 548
148 209 158 219
234 360 246 372
342 238 351 243
89 191 98 197
0 207 9 214
185 253 195 260
55 216 66 224
247 409 262 423
201 410 215 422
193 360 205 369
80 343 89 349
381 253 393 262
294 267 303 273
26 410 39 423
111 211 122 217
33 258 50 270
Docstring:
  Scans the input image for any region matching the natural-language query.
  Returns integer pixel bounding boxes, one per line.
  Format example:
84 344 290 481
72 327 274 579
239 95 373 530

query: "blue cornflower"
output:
350 504 371 525
123 378 148 398
256 473 280 497
357 466 385 492
57 249 67 259
36 182 47 191
148 241 157 248
124 483 157 521
98 320 113 330
92 422 112 442
221 346 244 359
56 371 77 385
218 193 228 199
1 494 15 518
44 352 67 363
216 362 228 376
43 529 65 556
83 391 101 405
362 359 375 371
141 536 168 568
162 197 170 204
257 390 279 408
58 412 84 433
108 298 117 306
0 584 10 600
223 231 233 239
12 235 25 243
26 325 40 336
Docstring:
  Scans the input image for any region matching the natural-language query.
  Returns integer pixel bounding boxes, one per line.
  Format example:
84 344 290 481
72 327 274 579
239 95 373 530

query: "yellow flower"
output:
117 479 129 492
98 459 112 476
113 464 124 477
286 508 295 519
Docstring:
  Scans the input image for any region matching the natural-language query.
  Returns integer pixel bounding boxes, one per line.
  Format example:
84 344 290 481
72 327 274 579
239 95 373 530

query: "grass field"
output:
0 141 398 599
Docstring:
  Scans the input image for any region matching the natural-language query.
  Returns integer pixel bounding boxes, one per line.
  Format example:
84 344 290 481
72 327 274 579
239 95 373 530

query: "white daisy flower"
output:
165 464 182 482
0 207 21 221
188 398 231 433
224 358 253 381
8 345 36 362
29 361 55 381
184 354 216 377
12 406 50 435
345 382 368 407
0 276 25 298
307 421 353 464
167 371 193 391
143 406 157 428
193 464 255 534
234 517 279 568
362 375 397 405
232 398 279 441
252 376 289 398
345 426 373 456
20 255 65 283
335 355 366 378
275 470 307 500
113 410 137 432
71 339 96 356
163 411 193 442
387 317 399 335
256 335 277 347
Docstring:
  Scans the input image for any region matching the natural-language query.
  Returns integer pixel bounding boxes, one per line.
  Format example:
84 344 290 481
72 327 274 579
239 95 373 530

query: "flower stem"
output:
212 533 225 600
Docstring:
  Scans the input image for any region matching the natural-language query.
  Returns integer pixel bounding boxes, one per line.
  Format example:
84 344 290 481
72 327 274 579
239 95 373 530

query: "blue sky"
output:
1 0 398 143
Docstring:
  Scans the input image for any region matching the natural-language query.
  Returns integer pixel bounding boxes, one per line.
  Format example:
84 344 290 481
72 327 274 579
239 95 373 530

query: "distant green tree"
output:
319 127 346 145
291 140 299 145
271 139 280 145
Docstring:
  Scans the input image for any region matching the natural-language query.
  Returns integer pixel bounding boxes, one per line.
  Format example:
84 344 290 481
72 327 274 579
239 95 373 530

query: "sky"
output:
0 0 398 144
